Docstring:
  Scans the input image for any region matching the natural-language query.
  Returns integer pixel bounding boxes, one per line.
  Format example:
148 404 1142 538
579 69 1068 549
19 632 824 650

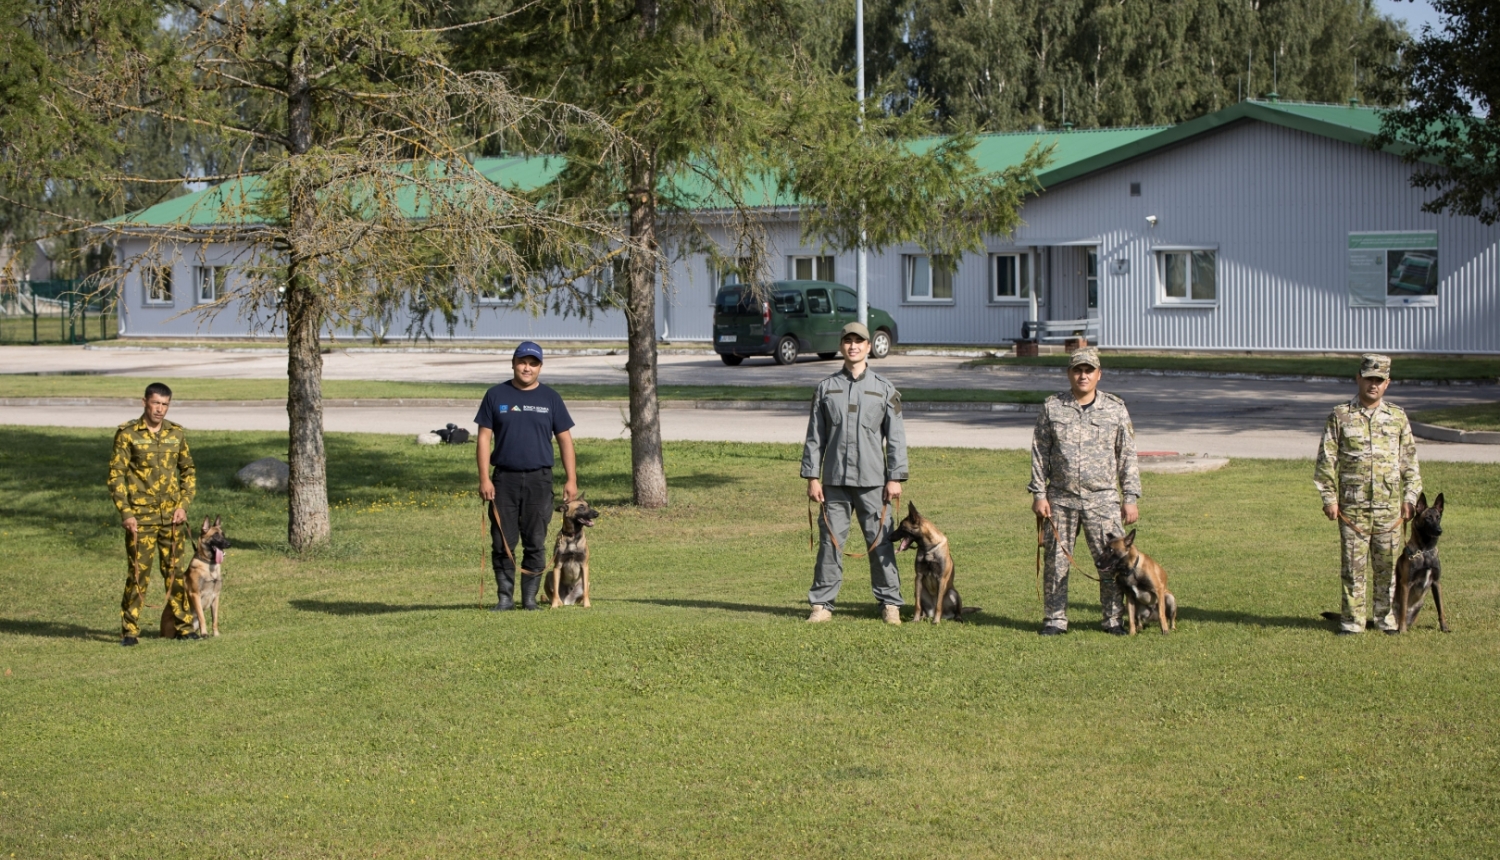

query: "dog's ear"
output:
1416 491 1428 511
201 517 211 531
1124 529 1136 548
555 502 566 513
907 501 918 518
213 515 221 528
1432 492 1444 513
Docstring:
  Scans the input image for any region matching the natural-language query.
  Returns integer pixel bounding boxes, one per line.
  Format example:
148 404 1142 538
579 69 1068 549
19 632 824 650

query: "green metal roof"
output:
107 100 1405 229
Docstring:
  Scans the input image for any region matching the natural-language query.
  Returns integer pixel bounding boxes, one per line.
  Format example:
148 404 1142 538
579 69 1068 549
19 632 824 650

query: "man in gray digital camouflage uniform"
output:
802 322 909 625
1314 353 1422 635
1029 348 1141 635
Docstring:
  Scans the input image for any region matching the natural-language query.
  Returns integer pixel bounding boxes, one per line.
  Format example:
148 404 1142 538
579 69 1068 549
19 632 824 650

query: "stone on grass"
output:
416 432 443 446
236 457 289 492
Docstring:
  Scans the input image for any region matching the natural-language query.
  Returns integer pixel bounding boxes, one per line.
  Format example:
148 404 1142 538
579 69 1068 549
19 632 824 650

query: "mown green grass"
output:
0 376 1048 404
0 313 117 345
2 429 1498 858
966 353 1500 381
1411 402 1500 432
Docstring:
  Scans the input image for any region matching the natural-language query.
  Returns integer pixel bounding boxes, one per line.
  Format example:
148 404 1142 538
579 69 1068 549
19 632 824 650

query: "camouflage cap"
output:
840 321 871 342
1068 347 1101 369
1359 353 1392 380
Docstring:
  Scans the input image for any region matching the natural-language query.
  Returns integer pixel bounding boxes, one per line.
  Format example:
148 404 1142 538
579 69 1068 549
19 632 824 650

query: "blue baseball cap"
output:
513 341 544 363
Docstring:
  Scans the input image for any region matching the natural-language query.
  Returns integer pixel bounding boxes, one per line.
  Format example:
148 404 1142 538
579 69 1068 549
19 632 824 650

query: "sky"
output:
1374 0 1446 35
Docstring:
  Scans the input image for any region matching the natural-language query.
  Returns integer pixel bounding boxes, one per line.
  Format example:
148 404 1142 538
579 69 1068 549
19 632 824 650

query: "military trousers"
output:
121 523 194 638
809 485 903 609
1041 502 1123 630
1337 505 1402 634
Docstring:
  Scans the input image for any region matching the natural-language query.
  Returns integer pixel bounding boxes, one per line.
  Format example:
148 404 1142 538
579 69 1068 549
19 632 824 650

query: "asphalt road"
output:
3 345 1497 462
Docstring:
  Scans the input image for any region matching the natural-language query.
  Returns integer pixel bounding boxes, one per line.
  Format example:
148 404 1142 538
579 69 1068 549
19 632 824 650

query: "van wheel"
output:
774 336 799 365
816 352 837 360
720 354 744 366
871 328 893 359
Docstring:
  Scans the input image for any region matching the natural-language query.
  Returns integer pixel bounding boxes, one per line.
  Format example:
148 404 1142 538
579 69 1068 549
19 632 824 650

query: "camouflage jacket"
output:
107 417 196 524
1313 399 1421 510
1028 391 1141 509
801 366 909 487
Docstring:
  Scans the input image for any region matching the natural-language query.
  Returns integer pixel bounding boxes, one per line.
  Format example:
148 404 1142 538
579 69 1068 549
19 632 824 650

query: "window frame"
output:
904 254 955 304
142 267 174 307
787 254 834 282
1153 246 1219 307
989 252 1032 303
478 274 517 306
194 265 226 305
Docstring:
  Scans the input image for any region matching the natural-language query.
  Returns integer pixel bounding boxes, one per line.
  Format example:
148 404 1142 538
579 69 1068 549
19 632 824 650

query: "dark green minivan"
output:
712 280 899 366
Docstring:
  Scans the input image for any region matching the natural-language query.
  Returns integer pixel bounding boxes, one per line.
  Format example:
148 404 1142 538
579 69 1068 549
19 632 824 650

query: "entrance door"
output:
1049 246 1092 322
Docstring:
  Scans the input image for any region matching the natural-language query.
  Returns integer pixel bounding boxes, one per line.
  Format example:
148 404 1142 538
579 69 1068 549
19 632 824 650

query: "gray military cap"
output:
1068 347 1101 369
840 321 871 342
1359 353 1392 380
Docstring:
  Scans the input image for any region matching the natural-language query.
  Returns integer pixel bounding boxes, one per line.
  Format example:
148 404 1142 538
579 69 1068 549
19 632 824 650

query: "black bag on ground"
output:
434 423 471 444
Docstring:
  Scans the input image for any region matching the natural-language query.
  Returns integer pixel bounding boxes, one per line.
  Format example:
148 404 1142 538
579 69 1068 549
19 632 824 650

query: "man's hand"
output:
1323 503 1340 522
1122 503 1139 525
562 480 578 503
478 476 495 502
122 516 138 536
1402 501 1414 521
883 481 902 503
1031 497 1051 520
171 507 187 525
807 478 824 503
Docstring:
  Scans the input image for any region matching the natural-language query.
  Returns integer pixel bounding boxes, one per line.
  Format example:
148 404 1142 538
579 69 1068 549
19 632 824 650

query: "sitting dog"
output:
546 496 598 608
160 516 230 638
889 503 976 624
1106 529 1176 635
1398 492 1448 633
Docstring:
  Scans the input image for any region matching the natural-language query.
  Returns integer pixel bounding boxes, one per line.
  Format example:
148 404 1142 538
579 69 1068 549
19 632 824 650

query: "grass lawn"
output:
1411 402 1500 433
0 376 1048 404
2 430 1499 858
0 313 118 346
966 353 1500 381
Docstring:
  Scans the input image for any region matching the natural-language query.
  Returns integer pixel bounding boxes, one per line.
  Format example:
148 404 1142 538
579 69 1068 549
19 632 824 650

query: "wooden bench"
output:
1020 318 1099 344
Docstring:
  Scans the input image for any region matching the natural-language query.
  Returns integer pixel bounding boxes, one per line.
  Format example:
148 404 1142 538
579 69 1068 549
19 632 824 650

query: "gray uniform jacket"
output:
801 366 909 487
1028 391 1141 509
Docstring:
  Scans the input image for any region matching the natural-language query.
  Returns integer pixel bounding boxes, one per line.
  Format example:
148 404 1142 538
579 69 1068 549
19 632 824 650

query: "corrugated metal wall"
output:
119 119 1500 351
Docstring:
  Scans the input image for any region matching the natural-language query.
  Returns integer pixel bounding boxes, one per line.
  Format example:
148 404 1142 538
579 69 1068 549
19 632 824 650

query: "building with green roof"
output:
111 100 1499 354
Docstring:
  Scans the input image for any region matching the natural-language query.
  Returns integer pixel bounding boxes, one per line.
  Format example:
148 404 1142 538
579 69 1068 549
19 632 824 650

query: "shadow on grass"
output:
0 618 117 641
1176 605 1329 631
619 598 809 619
289 599 478 616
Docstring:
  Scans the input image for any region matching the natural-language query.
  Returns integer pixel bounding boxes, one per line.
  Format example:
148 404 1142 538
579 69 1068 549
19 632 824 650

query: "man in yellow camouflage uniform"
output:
1314 354 1421 636
107 382 197 645
1029 348 1141 636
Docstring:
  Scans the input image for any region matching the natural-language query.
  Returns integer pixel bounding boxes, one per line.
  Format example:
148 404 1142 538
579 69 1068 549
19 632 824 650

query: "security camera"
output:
1145 215 1158 227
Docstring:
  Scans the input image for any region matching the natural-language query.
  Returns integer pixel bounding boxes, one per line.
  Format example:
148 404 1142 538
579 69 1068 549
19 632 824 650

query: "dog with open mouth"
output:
546 496 599 608
889 503 976 624
161 516 229 638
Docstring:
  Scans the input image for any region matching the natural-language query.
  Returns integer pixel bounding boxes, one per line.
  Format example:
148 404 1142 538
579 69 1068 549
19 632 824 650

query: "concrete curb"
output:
0 396 1040 414
82 343 993 358
1411 421 1500 445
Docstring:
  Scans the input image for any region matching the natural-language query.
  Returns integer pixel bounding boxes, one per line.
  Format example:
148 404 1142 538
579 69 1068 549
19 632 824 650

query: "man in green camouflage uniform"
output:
1314 354 1421 636
802 322 909 625
1029 348 1141 635
107 382 197 645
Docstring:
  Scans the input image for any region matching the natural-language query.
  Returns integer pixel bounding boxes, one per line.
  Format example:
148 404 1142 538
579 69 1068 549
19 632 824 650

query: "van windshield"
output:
715 288 761 316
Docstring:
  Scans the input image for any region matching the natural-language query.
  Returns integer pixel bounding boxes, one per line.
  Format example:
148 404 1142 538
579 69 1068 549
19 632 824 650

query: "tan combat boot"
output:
807 605 833 623
882 605 902 626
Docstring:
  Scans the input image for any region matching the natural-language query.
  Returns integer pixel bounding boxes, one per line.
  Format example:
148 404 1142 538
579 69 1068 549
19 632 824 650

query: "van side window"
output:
806 288 832 314
772 290 804 313
834 290 857 314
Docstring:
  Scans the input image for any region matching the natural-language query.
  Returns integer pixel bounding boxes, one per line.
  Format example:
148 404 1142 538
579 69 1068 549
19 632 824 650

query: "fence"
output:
0 278 119 345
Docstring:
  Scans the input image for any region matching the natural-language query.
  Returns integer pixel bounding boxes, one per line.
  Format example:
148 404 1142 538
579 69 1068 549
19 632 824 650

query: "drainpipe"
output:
1027 245 1039 325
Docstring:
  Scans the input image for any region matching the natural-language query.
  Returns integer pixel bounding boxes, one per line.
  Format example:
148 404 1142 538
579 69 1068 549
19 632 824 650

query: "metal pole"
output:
855 0 868 327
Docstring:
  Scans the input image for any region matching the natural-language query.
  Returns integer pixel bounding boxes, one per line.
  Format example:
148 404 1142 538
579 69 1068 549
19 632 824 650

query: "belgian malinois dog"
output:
1397 492 1448 633
546 496 598 608
889 503 976 624
1106 529 1176 635
160 516 229 639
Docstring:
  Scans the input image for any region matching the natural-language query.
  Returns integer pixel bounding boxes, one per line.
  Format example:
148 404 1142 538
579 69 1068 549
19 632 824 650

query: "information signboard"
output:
1348 232 1439 308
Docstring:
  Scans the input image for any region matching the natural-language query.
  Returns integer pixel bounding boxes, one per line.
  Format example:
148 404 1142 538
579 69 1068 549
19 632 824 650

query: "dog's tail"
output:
960 606 981 616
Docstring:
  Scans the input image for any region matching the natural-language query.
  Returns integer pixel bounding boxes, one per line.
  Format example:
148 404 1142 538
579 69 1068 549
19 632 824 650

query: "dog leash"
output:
808 496 894 558
1037 514 1102 583
1336 509 1410 539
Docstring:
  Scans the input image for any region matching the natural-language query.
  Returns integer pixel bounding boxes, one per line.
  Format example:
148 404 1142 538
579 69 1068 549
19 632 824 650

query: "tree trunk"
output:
284 44 330 549
625 157 668 508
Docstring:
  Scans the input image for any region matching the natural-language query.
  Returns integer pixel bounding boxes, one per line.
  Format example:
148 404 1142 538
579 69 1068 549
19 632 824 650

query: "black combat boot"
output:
520 573 542 610
492 567 516 611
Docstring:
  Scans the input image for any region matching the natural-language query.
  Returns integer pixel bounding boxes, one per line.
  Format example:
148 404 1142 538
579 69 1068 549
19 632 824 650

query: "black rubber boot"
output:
520 573 542 610
492 568 515 611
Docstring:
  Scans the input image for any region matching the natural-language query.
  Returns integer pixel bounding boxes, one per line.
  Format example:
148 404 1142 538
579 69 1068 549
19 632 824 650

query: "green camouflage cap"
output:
1068 347 1101 369
1359 353 1392 380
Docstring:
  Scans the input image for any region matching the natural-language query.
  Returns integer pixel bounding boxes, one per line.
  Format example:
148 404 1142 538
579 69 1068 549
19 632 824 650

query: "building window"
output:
1155 249 1217 304
143 267 173 306
1086 249 1099 311
194 266 225 304
479 274 516 305
991 253 1031 301
713 256 757 303
788 255 834 281
905 254 954 302
1130 182 1141 197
